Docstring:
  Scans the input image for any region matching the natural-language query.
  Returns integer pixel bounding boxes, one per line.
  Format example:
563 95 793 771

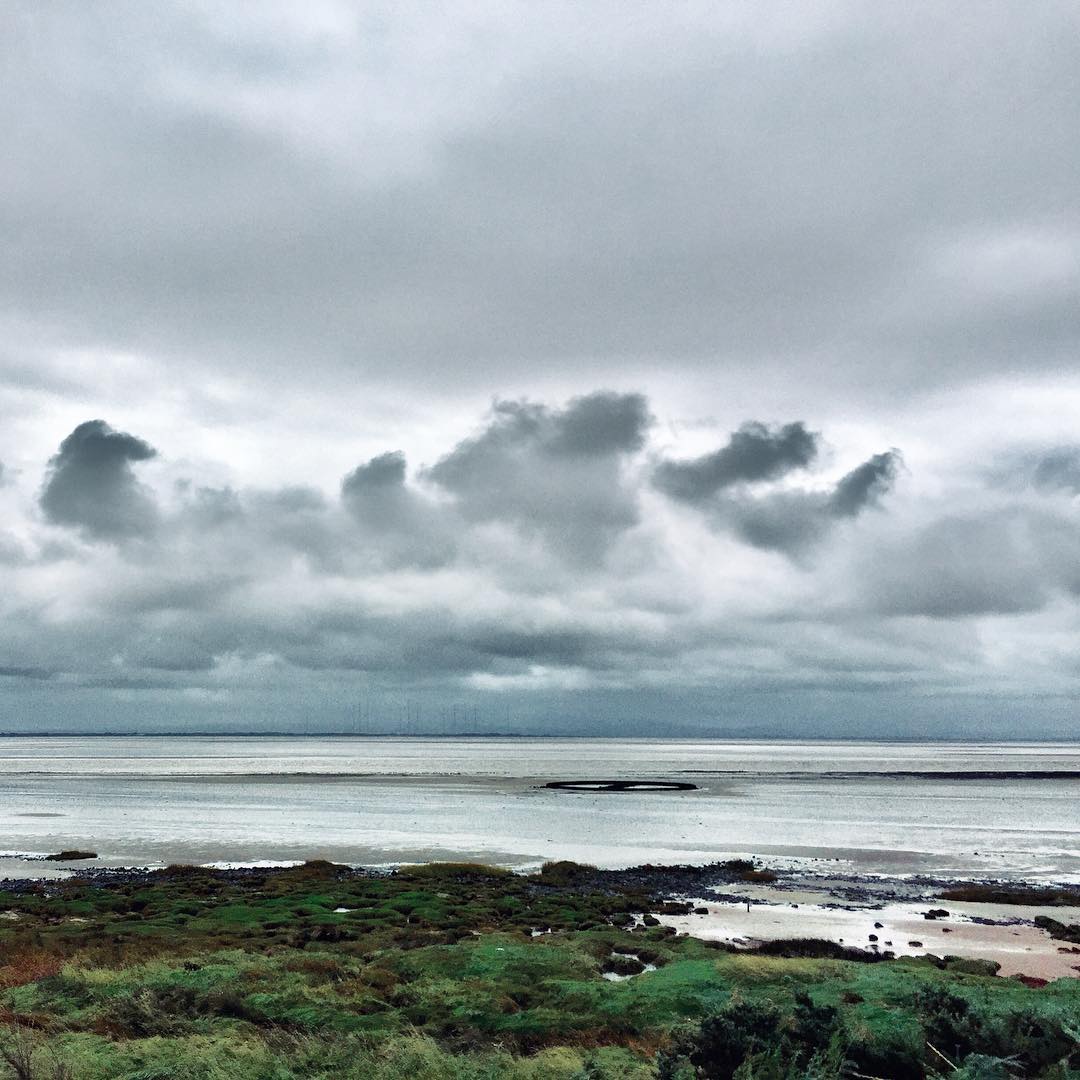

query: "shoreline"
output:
4 856 1078 982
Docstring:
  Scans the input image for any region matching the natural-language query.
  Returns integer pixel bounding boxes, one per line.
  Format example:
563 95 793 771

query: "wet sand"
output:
658 891 1080 981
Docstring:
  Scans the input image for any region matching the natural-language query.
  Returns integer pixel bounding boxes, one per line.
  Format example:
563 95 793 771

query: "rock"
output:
943 956 1000 976
602 953 646 977
908 940 923 947
1034 915 1080 944
693 906 709 915
641 914 660 926
873 921 883 929
44 850 97 861
868 934 878 942
657 901 693 915
1012 974 1048 988
923 908 950 920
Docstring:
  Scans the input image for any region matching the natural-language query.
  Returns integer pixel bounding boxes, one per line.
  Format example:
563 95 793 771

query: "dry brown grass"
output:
0 950 63 990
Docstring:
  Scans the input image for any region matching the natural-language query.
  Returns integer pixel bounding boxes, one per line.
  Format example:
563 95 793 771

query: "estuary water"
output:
0 737 1077 882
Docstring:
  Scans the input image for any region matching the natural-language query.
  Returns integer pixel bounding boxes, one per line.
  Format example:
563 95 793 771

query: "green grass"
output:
1 863 1077 1078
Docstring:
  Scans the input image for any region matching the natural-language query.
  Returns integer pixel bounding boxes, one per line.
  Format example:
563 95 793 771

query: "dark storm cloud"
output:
653 422 819 503
342 451 407 495
656 441 902 555
547 392 651 456
726 492 830 554
727 451 901 555
828 451 903 518
39 420 158 540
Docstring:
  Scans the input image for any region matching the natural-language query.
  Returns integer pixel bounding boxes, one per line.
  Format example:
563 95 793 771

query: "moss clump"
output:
534 861 600 886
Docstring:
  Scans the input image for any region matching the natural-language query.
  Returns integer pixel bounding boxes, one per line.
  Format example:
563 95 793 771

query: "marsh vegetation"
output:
0 861 1076 1078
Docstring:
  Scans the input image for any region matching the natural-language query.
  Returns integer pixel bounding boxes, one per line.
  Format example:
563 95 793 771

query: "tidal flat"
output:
1 860 1078 1079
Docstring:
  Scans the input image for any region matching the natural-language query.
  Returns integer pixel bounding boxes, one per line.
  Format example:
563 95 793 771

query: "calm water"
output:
1 737 1077 882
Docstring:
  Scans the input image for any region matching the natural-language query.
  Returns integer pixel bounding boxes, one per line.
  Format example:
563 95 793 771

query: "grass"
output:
0 862 1077 1077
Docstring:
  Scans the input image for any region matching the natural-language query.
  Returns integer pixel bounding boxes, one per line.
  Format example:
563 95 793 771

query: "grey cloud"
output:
725 450 900 556
134 650 217 673
828 451 903 518
1 393 1078 736
0 532 29 565
262 486 327 513
185 486 244 529
727 492 830 555
83 674 182 691
2 4 1080 736
4 5 1077 404
0 664 53 681
654 422 818 503
1032 448 1080 494
341 451 455 568
655 432 899 555
547 392 651 456
425 392 648 561
40 420 158 540
856 513 1051 618
343 451 407 494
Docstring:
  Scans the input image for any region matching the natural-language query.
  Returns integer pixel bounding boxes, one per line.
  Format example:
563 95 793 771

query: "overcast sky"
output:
2 1 1079 736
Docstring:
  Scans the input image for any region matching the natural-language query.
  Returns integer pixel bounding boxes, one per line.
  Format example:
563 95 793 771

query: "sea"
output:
1 737 1077 883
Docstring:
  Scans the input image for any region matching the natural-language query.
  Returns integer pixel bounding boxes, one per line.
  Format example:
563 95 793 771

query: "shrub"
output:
535 862 599 886
913 985 1075 1074
752 937 882 963
657 994 840 1080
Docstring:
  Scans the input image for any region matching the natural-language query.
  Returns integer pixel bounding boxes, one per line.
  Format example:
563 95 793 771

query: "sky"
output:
1 1 1079 736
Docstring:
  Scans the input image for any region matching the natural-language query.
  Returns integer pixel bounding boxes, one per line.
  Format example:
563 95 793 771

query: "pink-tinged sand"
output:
657 897 1080 981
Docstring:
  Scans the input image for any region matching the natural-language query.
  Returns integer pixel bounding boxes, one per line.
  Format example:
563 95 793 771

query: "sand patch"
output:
658 898 1080 981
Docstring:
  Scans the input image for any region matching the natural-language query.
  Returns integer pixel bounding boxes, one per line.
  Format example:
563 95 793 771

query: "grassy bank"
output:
1 861 1077 1078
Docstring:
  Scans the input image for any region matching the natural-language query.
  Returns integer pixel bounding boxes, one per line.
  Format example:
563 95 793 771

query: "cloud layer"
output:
0 394 1077 735
2 3 1079 733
